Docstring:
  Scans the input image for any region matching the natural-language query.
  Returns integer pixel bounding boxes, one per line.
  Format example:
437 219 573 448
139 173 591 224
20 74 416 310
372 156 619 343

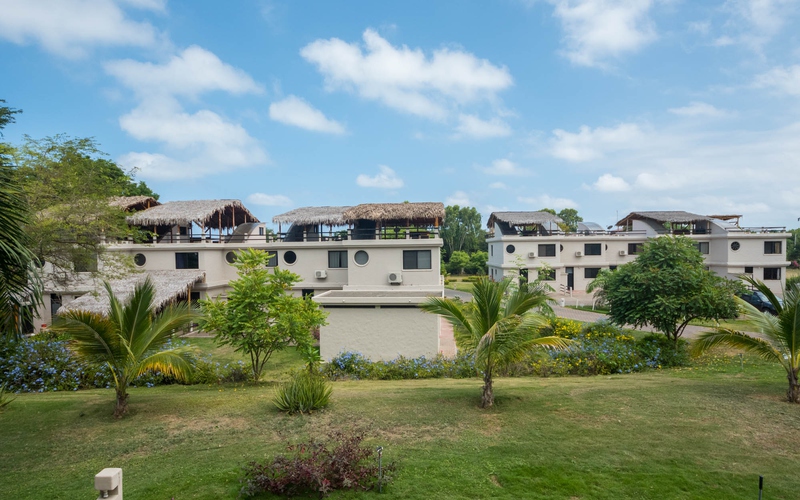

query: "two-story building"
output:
486 210 789 294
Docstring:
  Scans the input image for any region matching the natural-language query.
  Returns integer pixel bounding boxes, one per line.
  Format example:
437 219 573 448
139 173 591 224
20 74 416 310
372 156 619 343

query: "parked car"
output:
738 290 781 315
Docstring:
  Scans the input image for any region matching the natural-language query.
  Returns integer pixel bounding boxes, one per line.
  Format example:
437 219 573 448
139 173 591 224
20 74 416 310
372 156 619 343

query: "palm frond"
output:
137 348 195 382
692 328 784 367
109 278 156 345
54 310 122 365
130 302 199 357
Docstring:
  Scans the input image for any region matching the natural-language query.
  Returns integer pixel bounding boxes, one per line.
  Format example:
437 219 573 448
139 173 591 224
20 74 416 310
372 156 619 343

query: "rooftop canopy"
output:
342 202 445 225
271 206 351 226
126 199 259 230
108 195 160 212
487 211 564 229
59 270 205 315
615 211 709 227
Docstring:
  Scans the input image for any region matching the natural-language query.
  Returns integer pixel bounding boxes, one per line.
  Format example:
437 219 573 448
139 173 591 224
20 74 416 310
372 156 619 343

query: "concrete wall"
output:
320 306 440 361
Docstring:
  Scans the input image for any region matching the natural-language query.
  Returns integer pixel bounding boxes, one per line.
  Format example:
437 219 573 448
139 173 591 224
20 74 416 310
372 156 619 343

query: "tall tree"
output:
557 208 583 232
692 276 800 403
421 277 568 408
440 205 486 261
54 278 198 417
587 236 740 344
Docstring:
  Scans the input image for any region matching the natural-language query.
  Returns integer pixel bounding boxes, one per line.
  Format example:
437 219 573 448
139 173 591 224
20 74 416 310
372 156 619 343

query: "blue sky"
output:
2 0 800 229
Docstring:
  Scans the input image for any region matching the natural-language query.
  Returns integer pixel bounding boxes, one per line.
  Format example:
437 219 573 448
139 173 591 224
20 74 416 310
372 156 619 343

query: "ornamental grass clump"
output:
273 371 332 414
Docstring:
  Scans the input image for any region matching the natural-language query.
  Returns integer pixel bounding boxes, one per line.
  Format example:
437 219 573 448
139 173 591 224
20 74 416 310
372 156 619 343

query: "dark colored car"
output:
738 290 780 315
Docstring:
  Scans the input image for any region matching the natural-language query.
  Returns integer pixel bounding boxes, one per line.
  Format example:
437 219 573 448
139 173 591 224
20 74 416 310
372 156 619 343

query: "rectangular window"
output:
584 267 600 279
696 242 710 254
764 267 781 280
609 266 617 271
490 245 493 256
628 243 644 255
175 252 199 269
266 252 278 267
538 268 555 281
328 250 348 268
764 241 782 254
584 243 602 256
744 266 753 274
73 254 98 273
403 250 432 270
538 244 556 257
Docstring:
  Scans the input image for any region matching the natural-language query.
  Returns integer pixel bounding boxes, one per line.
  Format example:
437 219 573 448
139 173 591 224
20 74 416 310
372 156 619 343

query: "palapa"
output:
615 211 709 227
342 202 445 224
108 196 161 212
487 211 564 229
126 199 259 229
272 206 351 226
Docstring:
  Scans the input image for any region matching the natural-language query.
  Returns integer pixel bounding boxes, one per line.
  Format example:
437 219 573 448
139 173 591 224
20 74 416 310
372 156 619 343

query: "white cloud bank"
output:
518 194 578 210
478 158 530 176
445 191 471 206
356 165 404 189
753 65 800 96
593 173 630 192
455 114 512 139
668 101 732 118
550 123 645 162
269 95 346 134
246 193 293 206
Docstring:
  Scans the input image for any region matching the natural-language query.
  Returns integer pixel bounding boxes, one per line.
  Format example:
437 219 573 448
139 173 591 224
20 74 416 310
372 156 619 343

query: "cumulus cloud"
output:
454 114 512 139
478 158 530 176
246 193 293 206
548 0 657 68
752 65 800 96
268 95 346 134
593 173 630 192
518 194 578 210
668 101 732 118
0 0 163 58
300 28 513 120
713 0 797 50
489 181 508 189
549 123 645 162
356 165 404 189
445 191 471 206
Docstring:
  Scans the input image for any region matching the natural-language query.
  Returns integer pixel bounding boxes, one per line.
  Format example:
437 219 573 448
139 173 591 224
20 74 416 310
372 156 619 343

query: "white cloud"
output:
593 173 630 192
518 195 578 210
445 191 471 206
105 45 263 98
717 0 797 50
0 0 162 58
269 95 346 134
752 65 800 96
246 193 293 206
489 181 508 189
634 172 687 191
550 123 645 162
668 101 732 118
356 165 404 189
454 114 512 139
479 158 530 176
712 35 736 47
118 152 216 181
549 0 657 68
300 29 513 120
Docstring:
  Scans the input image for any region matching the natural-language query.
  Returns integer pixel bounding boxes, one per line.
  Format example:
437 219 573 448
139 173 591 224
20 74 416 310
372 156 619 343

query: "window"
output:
74 254 98 273
354 250 369 266
731 241 740 251
744 266 753 274
134 253 146 266
403 250 432 269
266 252 277 267
539 268 555 281
283 251 297 265
609 266 617 271
175 252 199 269
225 251 236 264
538 244 556 257
506 244 516 254
519 268 528 284
764 268 781 280
764 241 782 254
584 243 602 256
490 245 493 256
628 243 644 255
696 242 709 254
584 268 600 279
328 250 348 268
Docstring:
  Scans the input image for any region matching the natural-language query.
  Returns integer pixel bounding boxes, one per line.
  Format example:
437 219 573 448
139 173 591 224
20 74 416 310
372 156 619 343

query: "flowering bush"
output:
323 352 475 380
540 317 583 339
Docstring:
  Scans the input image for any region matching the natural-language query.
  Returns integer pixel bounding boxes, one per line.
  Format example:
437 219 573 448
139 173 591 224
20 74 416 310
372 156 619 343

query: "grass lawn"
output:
2 351 799 499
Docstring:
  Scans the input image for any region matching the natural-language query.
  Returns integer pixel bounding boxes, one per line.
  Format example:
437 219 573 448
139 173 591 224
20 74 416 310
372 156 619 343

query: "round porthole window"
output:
354 250 369 266
731 241 740 251
506 244 516 254
225 251 236 264
560 244 564 252
134 253 146 267
284 251 297 265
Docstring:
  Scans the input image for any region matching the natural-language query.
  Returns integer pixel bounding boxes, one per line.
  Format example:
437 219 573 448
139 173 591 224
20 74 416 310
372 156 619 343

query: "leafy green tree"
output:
54 278 198 417
0 101 41 338
587 236 739 344
199 249 327 381
446 250 470 275
441 205 486 261
692 276 800 403
465 251 488 275
557 208 583 232
421 277 568 408
786 228 800 264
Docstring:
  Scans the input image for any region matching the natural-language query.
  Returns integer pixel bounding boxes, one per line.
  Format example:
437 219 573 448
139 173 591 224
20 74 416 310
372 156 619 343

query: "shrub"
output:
240 431 392 498
273 371 332 414
323 352 475 381
540 317 583 339
636 334 690 368
190 357 250 385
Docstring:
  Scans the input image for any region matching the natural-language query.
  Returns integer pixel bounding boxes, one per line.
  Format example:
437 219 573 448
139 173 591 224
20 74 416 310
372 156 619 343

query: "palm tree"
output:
421 277 569 408
692 276 800 403
54 278 199 417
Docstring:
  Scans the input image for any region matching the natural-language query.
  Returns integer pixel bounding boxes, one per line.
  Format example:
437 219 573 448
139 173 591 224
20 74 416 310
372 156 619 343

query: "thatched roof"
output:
126 199 259 229
59 270 205 315
272 206 351 226
342 202 445 223
615 211 709 226
108 196 160 212
487 211 563 229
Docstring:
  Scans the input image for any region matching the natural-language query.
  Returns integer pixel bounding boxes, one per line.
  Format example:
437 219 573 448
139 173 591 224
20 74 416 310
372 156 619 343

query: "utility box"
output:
95 468 122 499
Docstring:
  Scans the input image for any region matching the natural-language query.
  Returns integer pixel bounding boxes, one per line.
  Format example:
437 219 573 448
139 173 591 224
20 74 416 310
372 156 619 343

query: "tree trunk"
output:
114 389 129 418
481 371 494 409
788 369 800 404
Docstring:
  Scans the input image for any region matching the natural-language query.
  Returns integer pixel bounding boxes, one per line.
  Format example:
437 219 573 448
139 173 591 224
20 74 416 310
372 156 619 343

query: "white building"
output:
486 210 789 294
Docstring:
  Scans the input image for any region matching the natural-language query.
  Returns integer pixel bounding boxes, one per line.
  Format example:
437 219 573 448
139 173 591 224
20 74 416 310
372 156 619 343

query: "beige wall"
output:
320 306 440 361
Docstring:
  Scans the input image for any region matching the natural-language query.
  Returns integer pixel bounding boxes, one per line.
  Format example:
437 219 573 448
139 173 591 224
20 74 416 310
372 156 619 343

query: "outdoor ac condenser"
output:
575 251 583 257
388 272 403 284
527 252 536 258
618 250 627 256
314 270 327 279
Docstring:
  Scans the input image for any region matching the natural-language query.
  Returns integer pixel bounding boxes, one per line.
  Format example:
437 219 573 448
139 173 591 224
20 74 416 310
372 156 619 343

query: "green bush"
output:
635 334 690 368
786 275 800 291
273 371 332 414
323 352 475 380
190 357 250 385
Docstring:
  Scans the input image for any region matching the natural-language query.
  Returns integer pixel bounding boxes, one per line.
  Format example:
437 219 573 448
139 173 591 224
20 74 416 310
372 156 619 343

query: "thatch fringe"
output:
108 196 160 211
126 199 259 229
615 211 708 226
272 206 351 226
342 202 445 223
487 211 563 228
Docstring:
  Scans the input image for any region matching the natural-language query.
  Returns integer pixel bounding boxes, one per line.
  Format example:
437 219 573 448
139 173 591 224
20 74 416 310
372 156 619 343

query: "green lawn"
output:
1 349 798 499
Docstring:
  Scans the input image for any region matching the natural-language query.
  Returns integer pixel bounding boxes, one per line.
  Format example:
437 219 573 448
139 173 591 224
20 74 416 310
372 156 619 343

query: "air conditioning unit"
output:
618 250 627 256
388 271 403 284
527 251 536 258
314 270 328 279
575 251 583 257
